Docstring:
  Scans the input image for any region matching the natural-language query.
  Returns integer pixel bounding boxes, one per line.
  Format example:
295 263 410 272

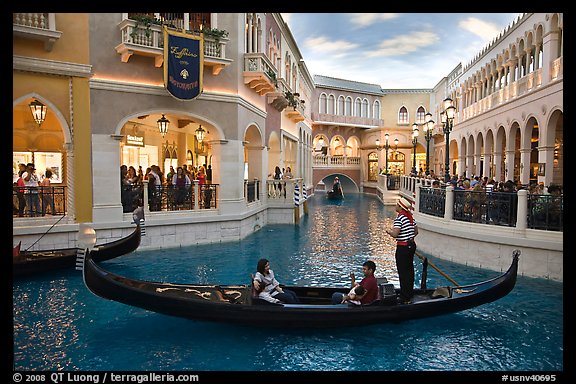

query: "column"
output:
493 151 503 182
474 152 482 177
482 152 491 179
508 59 517 83
505 149 515 182
64 143 75 221
466 154 474 178
246 14 253 53
533 43 541 70
525 48 532 76
542 28 561 84
538 144 556 187
519 148 531 185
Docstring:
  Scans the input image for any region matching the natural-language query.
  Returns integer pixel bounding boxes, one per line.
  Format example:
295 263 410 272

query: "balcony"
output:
114 19 232 73
267 78 289 111
286 103 305 123
313 155 360 168
459 62 562 123
312 112 384 128
13 13 62 51
243 52 277 96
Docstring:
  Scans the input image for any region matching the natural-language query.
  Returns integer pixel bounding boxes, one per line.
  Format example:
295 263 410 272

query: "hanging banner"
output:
163 27 203 100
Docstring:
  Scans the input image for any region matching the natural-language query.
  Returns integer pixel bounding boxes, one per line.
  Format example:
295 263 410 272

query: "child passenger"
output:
341 284 366 305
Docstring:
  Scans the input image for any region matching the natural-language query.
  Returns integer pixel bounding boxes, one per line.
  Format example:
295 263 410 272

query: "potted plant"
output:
130 14 161 41
202 27 229 44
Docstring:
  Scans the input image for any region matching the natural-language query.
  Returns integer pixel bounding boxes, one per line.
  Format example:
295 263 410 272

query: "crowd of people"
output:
120 163 214 212
13 162 57 217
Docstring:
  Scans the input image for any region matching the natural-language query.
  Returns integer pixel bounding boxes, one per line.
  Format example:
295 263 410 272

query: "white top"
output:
254 270 282 303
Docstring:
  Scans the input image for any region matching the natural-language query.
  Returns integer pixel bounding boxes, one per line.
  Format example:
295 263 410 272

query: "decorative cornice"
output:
13 55 92 78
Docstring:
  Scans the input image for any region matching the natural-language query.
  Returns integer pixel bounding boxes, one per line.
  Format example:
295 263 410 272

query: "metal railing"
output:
418 187 445 217
417 186 562 231
245 180 260 203
121 181 219 213
13 186 67 217
527 193 563 231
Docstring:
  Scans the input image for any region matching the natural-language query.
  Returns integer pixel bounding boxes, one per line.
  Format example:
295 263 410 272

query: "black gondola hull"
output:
13 224 140 277
83 249 519 328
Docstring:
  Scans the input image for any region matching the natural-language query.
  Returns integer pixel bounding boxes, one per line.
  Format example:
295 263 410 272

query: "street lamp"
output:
423 112 434 176
411 123 419 175
440 97 456 182
384 133 391 174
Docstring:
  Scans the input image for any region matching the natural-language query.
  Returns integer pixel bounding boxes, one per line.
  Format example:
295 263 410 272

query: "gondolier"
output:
386 197 418 304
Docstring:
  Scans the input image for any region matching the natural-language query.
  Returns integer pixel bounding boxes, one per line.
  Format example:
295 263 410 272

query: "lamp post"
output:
441 97 456 182
383 133 391 174
423 112 434 176
411 123 419 175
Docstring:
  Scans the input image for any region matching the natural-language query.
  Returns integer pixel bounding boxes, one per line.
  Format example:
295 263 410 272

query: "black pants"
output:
395 241 416 301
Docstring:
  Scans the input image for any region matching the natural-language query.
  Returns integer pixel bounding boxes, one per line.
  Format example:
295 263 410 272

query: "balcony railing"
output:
243 52 277 96
399 176 563 232
13 12 62 51
313 155 360 168
312 112 384 128
114 18 232 73
460 67 550 122
266 178 305 206
13 186 67 217
121 181 218 214
244 180 261 203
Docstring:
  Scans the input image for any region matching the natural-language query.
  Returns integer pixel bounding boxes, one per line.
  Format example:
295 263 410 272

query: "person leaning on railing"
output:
40 169 56 215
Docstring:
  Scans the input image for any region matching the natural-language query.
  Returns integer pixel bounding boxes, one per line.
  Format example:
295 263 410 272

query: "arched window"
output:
373 100 381 120
362 99 369 118
416 106 426 124
245 13 259 53
345 97 352 116
268 30 274 59
337 96 345 115
285 53 291 83
354 98 362 117
319 93 327 114
398 106 409 124
327 94 336 115
368 152 379 181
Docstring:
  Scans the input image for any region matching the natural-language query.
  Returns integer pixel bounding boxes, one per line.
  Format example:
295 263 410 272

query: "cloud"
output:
366 31 439 57
349 13 399 28
458 17 501 41
303 36 359 55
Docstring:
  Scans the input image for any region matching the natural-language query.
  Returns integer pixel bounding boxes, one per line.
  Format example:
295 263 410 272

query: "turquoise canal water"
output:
13 194 563 372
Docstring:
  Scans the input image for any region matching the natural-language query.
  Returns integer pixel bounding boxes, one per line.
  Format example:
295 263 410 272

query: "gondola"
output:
326 188 343 199
82 246 519 328
13 224 141 277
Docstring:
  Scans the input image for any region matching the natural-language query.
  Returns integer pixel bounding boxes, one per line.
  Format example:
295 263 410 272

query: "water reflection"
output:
13 193 562 371
305 194 401 286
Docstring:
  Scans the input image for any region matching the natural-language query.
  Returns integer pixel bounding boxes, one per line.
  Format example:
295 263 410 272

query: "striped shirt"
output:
393 213 417 242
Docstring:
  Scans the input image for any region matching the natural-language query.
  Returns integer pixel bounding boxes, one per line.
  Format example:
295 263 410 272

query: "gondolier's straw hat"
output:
397 197 412 211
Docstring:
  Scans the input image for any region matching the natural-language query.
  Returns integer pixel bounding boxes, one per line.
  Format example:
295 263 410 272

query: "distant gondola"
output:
326 189 343 199
13 224 141 277
82 244 519 328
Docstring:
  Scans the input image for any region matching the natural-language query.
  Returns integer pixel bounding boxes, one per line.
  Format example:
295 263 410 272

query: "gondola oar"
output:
415 251 460 287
